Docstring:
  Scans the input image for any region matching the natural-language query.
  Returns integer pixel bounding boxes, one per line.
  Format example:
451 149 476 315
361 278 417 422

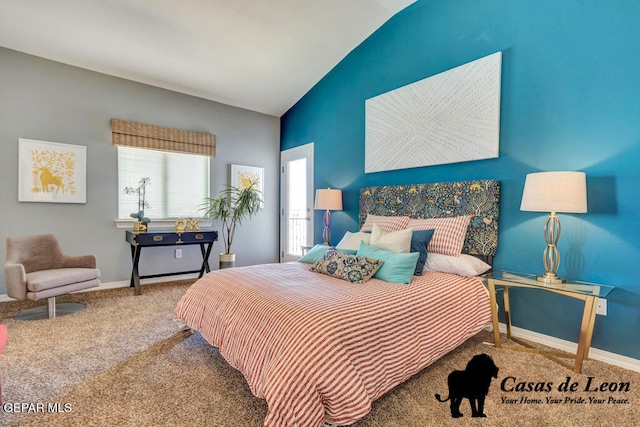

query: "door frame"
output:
280 143 314 262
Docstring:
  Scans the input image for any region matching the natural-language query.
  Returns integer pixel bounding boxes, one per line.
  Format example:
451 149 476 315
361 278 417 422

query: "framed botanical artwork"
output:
18 138 87 203
230 164 264 204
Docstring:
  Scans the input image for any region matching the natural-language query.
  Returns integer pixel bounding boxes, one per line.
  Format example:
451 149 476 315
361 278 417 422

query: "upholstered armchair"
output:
4 234 100 320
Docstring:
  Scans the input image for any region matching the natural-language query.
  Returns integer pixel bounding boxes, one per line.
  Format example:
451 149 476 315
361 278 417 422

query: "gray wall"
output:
0 47 280 294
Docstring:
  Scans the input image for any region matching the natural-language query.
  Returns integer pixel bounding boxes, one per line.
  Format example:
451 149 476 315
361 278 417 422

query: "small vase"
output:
133 221 148 232
219 253 236 269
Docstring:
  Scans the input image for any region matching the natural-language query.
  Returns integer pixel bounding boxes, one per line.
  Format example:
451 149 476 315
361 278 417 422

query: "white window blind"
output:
118 146 210 220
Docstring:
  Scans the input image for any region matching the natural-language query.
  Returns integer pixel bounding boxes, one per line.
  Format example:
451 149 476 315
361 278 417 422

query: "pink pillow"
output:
360 214 410 233
407 215 472 256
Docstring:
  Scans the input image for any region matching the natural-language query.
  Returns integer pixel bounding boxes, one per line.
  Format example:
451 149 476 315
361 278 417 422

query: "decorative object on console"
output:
175 217 200 232
314 188 343 245
18 138 87 204
175 219 187 232
123 177 151 231
201 177 263 269
520 171 587 284
188 218 200 231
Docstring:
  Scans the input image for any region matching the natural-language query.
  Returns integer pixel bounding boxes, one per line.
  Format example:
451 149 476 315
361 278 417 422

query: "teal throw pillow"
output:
357 242 420 284
298 244 357 264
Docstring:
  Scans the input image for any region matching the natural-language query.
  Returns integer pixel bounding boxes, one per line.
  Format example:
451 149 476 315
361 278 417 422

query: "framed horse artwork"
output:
18 138 87 204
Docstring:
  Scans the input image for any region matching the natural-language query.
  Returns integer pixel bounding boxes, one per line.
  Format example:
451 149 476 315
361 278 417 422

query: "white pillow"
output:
423 253 491 277
336 231 371 251
369 223 413 253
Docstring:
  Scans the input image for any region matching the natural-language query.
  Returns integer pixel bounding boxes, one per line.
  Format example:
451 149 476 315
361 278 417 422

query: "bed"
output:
174 180 500 427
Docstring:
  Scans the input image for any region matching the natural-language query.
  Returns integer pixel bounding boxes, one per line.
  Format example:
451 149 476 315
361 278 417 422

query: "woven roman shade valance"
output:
111 119 216 157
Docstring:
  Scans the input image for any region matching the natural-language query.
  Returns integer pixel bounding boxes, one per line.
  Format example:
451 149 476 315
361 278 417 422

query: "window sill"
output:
115 219 214 229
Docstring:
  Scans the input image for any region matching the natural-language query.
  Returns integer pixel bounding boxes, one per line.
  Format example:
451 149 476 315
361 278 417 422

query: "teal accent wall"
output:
281 0 640 359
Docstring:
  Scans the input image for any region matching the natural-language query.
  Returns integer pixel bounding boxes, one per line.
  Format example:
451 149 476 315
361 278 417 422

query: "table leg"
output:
198 242 213 278
487 279 502 347
503 285 512 339
574 295 598 373
129 245 135 288
130 246 142 295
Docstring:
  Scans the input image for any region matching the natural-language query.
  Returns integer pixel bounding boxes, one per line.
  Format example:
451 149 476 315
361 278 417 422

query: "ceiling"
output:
0 0 416 117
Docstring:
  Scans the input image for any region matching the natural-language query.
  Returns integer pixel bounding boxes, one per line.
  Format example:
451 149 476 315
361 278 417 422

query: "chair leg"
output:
47 297 56 319
14 298 85 321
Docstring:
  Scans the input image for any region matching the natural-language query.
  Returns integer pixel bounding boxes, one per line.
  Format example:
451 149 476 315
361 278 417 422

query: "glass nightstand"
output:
482 271 614 374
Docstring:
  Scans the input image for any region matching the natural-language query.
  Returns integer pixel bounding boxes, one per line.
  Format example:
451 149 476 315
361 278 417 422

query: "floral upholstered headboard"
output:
359 180 500 257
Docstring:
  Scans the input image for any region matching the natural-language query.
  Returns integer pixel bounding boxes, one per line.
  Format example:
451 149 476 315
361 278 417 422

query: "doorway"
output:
280 143 314 262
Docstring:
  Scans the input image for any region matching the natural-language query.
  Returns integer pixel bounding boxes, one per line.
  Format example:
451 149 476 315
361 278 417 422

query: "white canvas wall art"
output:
365 52 502 173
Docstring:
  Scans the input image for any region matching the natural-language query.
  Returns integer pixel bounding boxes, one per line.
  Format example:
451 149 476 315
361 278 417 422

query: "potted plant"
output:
123 177 151 231
201 179 263 268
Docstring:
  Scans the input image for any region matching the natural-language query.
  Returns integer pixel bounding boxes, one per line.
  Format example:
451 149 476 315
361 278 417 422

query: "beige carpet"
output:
0 280 637 426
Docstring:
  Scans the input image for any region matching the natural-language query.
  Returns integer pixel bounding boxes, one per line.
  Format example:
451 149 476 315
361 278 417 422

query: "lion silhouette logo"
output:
435 353 499 418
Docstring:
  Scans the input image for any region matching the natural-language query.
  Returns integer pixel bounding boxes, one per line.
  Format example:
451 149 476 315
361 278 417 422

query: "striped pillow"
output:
407 215 472 256
360 214 410 233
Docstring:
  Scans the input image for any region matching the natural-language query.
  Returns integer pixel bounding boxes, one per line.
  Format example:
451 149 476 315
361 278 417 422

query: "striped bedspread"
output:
174 261 491 427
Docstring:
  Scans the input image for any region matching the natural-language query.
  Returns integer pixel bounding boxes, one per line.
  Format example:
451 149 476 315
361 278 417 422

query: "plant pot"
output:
133 221 148 232
219 253 236 269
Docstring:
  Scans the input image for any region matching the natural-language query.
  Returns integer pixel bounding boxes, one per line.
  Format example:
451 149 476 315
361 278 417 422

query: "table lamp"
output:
314 188 343 245
520 171 587 284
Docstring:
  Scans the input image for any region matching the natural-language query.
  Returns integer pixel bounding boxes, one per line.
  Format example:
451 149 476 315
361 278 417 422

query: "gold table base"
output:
487 278 599 374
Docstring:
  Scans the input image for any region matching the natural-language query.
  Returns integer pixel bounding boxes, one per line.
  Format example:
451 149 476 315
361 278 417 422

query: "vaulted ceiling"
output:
0 0 416 116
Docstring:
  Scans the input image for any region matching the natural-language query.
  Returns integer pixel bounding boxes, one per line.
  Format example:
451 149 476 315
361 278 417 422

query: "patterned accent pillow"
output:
310 248 384 284
408 215 472 256
360 214 410 233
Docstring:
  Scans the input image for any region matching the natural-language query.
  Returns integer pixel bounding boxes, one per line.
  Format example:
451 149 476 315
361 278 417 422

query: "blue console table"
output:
125 229 218 295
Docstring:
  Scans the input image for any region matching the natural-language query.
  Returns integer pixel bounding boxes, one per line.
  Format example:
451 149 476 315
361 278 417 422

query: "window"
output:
118 146 210 220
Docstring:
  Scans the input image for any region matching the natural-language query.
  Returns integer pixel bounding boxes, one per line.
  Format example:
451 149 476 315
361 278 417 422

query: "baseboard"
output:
0 273 199 303
492 323 640 373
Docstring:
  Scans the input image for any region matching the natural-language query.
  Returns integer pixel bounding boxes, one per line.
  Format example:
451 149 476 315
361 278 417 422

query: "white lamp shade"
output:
520 171 587 213
315 188 343 211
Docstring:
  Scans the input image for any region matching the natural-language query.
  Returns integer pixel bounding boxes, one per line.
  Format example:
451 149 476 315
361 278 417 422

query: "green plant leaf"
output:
199 179 263 254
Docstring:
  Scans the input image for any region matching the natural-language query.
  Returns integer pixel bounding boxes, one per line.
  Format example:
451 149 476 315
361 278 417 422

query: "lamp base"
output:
536 272 566 284
322 209 332 246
